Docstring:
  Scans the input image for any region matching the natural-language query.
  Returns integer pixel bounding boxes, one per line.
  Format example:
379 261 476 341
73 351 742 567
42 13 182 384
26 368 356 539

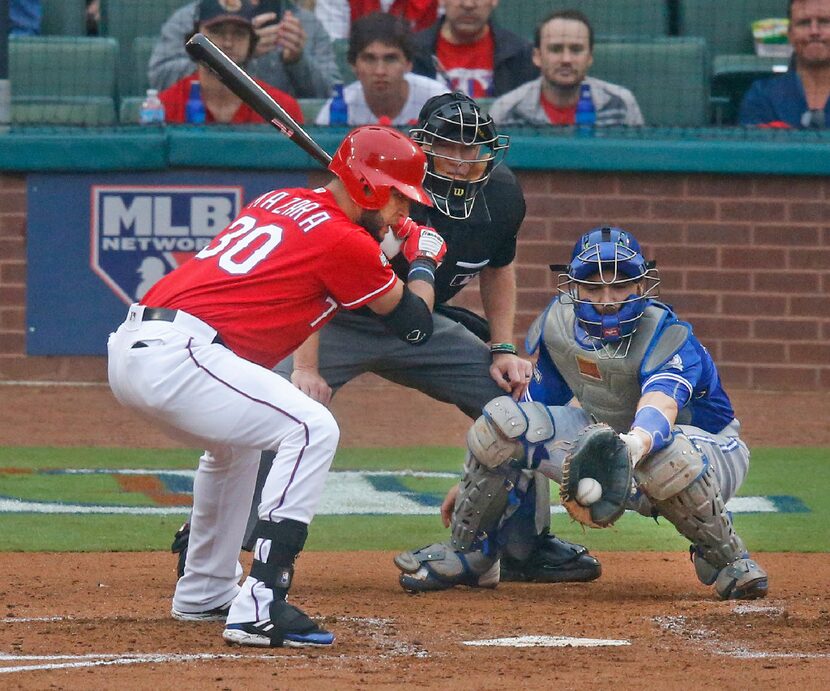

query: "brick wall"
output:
2 170 828 389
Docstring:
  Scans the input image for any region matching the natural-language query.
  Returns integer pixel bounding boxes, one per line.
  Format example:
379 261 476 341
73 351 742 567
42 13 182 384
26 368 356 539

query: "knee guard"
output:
634 432 746 572
249 518 308 598
466 397 557 469
450 453 521 551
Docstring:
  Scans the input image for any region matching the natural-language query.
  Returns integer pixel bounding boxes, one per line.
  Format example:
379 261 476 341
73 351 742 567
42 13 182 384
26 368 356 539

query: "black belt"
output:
141 307 225 346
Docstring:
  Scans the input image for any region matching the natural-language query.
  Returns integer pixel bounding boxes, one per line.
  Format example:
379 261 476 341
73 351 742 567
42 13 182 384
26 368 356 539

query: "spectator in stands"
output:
739 0 830 128
488 9 643 127
315 0 439 40
149 0 339 99
315 12 446 125
410 0 537 98
9 0 41 35
160 0 303 125
85 0 100 36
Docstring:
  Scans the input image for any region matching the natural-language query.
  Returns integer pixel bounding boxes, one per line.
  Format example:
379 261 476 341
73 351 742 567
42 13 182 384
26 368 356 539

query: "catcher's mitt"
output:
560 423 632 528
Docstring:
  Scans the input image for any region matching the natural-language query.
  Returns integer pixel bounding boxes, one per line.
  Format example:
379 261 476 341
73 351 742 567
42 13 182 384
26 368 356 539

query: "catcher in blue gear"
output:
395 226 768 601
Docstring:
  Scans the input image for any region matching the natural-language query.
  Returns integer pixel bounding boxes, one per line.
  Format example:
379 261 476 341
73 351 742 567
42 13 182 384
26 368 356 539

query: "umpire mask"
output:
410 91 508 219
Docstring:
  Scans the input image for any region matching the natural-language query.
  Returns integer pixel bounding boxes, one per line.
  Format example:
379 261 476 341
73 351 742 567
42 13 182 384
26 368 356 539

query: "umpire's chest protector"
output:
541 302 676 433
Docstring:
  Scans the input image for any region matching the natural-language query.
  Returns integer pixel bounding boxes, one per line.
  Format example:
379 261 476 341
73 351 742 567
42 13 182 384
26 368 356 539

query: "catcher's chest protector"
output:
544 303 665 432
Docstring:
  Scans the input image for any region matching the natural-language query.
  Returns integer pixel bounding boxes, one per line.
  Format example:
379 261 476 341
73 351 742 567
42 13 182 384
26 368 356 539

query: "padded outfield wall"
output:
1 128 829 390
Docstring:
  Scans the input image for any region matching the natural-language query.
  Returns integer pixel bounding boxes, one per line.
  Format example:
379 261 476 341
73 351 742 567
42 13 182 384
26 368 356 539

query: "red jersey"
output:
350 0 438 31
540 91 577 125
435 30 495 98
160 72 304 125
141 187 397 368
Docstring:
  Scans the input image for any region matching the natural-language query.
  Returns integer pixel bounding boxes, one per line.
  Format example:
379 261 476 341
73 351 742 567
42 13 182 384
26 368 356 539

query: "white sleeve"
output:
314 0 351 40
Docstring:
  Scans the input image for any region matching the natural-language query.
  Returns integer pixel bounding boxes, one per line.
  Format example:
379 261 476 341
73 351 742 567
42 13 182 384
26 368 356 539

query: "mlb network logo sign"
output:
90 185 242 304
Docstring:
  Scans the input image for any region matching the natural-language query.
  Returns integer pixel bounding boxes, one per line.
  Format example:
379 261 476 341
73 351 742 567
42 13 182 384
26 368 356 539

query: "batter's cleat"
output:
714 556 768 601
223 600 334 647
394 543 500 593
500 534 602 583
171 521 190 580
171 602 232 622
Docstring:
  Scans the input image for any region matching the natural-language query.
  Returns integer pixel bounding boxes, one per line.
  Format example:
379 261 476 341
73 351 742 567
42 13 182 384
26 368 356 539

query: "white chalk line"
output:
654 614 830 660
0 652 277 674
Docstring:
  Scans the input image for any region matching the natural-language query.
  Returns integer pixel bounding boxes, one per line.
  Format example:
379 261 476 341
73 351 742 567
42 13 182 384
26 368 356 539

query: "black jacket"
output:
411 19 539 98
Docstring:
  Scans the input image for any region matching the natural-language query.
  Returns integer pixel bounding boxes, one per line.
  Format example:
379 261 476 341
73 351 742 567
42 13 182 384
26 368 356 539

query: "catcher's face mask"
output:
410 91 508 219
557 226 659 358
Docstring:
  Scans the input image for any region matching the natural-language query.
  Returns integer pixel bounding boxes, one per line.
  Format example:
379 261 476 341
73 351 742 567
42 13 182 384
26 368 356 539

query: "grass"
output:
0 445 827 553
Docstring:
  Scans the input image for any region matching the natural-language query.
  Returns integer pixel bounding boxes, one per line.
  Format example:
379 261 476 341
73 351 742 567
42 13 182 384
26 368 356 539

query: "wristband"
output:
631 405 673 455
490 342 517 356
407 258 436 287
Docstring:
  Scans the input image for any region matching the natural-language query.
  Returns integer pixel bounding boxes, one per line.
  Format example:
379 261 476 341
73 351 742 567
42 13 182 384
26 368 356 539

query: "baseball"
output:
576 477 602 506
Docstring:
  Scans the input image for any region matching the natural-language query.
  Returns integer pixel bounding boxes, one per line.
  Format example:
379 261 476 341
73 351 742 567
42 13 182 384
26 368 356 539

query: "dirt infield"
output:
1 379 829 687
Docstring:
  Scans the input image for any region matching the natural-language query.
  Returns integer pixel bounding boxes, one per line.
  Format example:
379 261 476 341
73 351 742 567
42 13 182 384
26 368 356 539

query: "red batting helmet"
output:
329 126 433 210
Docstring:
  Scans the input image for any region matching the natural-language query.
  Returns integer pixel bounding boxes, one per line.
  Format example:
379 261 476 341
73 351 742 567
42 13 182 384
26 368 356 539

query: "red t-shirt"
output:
141 187 396 368
160 72 304 125
350 0 437 31
540 91 576 125
435 30 495 98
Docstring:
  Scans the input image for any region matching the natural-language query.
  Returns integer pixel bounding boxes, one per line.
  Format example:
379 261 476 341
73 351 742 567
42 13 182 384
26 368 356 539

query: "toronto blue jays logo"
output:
90 185 242 303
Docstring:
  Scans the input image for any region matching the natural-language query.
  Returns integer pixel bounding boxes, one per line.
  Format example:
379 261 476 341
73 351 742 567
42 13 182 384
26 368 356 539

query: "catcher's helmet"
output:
409 91 508 219
557 227 659 352
329 125 432 210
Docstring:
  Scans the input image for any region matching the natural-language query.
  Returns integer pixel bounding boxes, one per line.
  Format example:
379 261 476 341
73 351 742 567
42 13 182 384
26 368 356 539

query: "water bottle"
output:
329 83 348 126
574 82 596 136
185 80 206 124
139 88 165 125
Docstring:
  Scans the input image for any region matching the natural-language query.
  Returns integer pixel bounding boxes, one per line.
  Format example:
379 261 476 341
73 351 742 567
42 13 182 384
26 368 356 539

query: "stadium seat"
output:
40 0 87 36
678 0 790 56
332 38 355 85
492 0 669 44
711 54 790 124
12 97 116 126
99 0 185 97
591 38 709 127
299 98 328 124
129 36 158 98
9 36 118 98
119 96 146 124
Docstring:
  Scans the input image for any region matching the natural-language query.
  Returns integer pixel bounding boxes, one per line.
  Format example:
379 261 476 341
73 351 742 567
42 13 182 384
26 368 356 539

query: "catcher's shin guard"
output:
450 453 521 551
635 433 768 600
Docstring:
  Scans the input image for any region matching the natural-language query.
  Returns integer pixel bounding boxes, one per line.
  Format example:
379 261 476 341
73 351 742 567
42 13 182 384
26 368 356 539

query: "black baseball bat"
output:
185 33 332 166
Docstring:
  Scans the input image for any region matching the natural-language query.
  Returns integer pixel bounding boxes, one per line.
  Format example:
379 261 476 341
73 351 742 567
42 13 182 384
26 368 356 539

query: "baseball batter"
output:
396 227 769 601
108 126 446 647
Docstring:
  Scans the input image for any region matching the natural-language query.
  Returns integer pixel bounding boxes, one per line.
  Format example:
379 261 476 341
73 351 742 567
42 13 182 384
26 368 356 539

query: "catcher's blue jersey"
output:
527 299 736 434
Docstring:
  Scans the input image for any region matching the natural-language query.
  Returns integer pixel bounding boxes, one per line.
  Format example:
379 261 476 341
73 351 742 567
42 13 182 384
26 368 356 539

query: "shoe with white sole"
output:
171 602 231 622
223 599 334 647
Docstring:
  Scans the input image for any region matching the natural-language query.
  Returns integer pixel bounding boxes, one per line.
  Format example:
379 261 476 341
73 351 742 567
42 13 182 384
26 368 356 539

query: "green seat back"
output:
332 38 355 85
711 54 789 124
100 0 187 97
130 36 159 97
678 0 789 55
299 98 328 124
12 96 116 125
492 0 669 44
40 0 87 36
9 36 118 98
591 38 709 127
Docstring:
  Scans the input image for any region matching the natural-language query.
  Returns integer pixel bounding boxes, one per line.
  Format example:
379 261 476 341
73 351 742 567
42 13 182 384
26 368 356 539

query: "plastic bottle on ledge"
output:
329 83 348 126
574 82 596 137
139 88 165 125
185 80 207 124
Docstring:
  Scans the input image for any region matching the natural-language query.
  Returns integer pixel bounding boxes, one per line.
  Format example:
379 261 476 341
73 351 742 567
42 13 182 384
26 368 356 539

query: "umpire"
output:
173 92 601 585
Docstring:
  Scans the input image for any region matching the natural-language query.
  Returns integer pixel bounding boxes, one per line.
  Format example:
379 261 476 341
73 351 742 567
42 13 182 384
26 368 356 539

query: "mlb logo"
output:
90 185 242 303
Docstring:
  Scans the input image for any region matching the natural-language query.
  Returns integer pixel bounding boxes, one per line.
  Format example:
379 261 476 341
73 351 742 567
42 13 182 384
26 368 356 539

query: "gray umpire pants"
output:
242 309 546 545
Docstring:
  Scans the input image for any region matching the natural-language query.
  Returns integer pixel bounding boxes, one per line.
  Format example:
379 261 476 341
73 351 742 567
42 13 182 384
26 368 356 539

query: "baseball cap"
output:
197 0 257 28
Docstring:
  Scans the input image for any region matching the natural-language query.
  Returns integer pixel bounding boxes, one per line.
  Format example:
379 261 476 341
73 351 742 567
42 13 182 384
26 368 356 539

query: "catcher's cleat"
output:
171 521 190 580
714 556 768 601
394 543 500 593
171 601 232 622
500 534 602 583
223 600 334 647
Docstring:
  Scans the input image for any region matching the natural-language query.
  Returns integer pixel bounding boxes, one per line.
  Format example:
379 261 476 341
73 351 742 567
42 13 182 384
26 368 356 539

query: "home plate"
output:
463 636 630 648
